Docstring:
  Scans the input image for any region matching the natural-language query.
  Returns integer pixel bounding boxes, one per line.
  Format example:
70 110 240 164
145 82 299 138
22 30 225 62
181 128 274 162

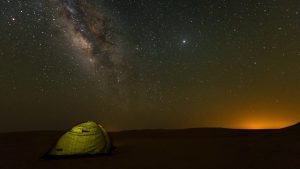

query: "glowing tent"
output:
47 121 112 157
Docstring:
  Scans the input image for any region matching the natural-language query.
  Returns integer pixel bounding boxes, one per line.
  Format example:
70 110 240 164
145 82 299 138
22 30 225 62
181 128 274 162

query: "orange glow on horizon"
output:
217 107 300 130
235 117 295 129
240 121 290 129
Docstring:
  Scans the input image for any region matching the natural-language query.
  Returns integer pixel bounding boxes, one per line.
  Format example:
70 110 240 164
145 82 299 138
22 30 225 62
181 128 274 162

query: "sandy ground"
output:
1 126 300 169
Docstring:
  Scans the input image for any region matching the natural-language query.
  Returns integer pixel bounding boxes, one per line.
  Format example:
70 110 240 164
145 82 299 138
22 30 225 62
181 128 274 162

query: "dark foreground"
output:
1 126 300 169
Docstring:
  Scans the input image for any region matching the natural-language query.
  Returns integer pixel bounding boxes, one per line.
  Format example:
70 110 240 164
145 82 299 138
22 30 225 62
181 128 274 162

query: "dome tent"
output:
47 121 112 157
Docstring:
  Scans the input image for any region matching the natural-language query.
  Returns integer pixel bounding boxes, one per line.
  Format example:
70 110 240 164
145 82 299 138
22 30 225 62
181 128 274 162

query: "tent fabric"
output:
48 121 112 156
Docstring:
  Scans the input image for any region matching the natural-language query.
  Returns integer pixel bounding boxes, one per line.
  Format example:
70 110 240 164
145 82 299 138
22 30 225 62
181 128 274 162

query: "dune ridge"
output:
1 126 300 169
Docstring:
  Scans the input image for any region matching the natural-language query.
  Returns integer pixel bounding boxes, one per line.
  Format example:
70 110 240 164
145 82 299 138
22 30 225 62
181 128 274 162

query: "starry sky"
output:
0 0 300 131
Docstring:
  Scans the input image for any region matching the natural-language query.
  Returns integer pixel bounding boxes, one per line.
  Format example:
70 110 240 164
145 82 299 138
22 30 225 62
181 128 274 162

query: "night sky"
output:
1 0 299 131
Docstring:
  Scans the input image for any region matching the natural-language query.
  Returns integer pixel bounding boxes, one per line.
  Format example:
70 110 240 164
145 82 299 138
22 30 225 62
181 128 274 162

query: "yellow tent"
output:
48 121 112 156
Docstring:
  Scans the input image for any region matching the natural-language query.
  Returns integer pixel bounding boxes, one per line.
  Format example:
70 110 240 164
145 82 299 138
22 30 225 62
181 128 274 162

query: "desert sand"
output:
1 124 300 169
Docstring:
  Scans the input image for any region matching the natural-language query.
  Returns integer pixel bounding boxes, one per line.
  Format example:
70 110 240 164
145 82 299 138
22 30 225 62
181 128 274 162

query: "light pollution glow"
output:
188 105 299 130
230 111 298 129
236 119 295 129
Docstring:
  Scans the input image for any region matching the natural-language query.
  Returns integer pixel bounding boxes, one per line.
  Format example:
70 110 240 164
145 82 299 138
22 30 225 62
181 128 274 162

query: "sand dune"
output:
1 125 300 169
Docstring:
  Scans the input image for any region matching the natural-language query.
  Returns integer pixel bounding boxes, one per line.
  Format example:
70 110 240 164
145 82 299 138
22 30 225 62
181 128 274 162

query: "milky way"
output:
53 0 126 79
1 0 299 131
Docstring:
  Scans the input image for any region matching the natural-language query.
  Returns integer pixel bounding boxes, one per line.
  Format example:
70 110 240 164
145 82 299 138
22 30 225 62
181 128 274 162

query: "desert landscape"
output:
1 123 300 169
1 1 300 168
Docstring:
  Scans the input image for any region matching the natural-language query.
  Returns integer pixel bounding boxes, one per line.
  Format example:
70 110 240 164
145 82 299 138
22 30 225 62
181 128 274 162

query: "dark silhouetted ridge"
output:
283 122 300 130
